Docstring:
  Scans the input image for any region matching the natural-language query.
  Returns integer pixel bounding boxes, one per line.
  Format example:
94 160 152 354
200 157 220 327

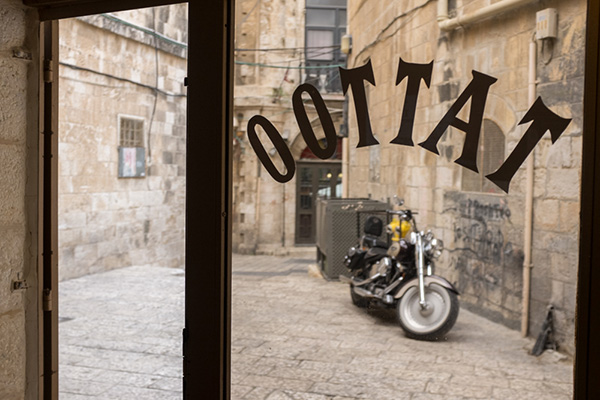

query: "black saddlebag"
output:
344 249 366 270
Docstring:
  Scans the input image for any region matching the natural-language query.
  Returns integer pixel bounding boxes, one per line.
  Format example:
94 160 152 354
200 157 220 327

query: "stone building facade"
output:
58 6 188 280
344 0 584 354
232 0 347 254
0 2 38 396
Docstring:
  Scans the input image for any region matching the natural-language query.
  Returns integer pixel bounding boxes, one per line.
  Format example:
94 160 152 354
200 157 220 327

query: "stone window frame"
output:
117 114 146 178
303 0 347 92
305 0 346 63
118 114 145 147
461 118 506 194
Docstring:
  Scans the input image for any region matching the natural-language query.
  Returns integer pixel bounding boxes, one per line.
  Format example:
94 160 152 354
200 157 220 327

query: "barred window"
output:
119 117 144 147
462 119 505 193
118 116 146 178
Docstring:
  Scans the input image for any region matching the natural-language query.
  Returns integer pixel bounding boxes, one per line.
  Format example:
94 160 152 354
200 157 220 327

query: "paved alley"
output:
59 254 573 399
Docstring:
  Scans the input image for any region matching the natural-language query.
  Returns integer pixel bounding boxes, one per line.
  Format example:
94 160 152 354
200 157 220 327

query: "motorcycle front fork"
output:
416 234 429 310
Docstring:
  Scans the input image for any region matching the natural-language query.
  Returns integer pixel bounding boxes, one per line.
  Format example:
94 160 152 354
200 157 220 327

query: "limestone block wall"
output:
232 0 309 253
0 1 38 398
58 6 187 280
346 0 585 354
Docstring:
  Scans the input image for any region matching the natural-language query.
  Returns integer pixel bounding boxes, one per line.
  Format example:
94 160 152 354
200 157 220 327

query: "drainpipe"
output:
521 37 537 337
255 161 262 254
342 137 349 197
282 180 286 248
436 0 539 336
437 0 538 31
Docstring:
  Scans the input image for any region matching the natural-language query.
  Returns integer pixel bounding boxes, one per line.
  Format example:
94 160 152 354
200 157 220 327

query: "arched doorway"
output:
295 138 342 244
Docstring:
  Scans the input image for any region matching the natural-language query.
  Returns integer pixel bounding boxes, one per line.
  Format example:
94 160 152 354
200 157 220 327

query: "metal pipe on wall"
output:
436 0 540 336
342 137 349 197
522 38 537 337
437 0 538 31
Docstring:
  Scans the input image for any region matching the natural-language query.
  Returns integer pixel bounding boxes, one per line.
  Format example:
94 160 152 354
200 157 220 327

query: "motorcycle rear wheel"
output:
397 283 459 341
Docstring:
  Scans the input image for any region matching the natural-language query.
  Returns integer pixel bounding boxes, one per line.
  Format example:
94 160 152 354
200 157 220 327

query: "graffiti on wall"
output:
446 194 515 266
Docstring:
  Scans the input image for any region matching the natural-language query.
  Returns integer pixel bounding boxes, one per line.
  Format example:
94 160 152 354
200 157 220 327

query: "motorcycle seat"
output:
361 235 388 249
364 246 388 263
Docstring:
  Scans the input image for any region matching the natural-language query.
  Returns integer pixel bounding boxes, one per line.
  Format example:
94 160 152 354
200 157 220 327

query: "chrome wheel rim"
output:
398 283 451 334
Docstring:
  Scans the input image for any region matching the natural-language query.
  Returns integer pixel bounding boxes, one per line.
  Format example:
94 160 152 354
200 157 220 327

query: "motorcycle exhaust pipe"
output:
352 286 395 304
339 274 379 287
352 286 374 298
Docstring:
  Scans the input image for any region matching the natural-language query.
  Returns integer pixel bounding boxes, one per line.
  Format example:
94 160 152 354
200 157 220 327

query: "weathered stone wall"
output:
346 0 584 354
0 1 39 398
233 0 310 254
58 6 187 280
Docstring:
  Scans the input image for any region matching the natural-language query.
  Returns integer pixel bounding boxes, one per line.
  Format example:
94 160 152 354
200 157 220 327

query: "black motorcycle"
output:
340 205 459 340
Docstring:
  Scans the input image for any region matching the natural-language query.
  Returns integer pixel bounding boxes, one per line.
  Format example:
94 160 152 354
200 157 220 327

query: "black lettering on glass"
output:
390 58 433 146
247 115 296 183
339 60 379 147
486 97 572 193
419 70 498 172
292 83 337 159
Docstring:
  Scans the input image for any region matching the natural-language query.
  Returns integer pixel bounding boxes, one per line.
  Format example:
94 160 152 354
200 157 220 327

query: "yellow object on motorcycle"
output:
388 217 412 241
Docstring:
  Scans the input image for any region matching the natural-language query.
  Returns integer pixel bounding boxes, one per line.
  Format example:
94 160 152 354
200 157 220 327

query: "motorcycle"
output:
340 201 459 340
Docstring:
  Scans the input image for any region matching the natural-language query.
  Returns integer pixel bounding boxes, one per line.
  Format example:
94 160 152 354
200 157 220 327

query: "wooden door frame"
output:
20 0 600 398
575 1 600 397
26 1 234 399
38 19 59 400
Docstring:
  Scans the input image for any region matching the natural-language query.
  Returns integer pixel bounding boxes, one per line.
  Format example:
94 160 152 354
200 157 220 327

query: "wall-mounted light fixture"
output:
341 34 352 55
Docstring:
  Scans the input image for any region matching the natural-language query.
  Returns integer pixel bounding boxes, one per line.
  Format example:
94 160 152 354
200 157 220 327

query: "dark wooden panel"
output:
576 1 600 398
24 0 181 20
185 1 233 399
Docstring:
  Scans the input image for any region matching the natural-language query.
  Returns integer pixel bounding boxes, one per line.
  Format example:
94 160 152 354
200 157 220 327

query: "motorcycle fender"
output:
393 275 459 299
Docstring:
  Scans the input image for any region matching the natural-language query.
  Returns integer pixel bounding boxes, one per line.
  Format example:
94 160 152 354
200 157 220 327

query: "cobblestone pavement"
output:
59 254 573 399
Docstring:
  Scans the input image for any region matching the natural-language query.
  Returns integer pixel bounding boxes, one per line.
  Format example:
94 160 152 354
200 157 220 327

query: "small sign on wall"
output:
118 147 146 178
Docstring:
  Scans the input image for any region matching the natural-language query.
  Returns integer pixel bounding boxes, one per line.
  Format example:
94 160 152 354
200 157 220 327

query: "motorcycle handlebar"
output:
387 210 418 216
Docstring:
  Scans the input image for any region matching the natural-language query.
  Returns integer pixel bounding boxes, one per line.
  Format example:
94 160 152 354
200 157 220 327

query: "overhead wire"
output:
146 7 160 167
235 61 344 69
352 0 434 65
235 45 341 52
59 62 187 98
238 47 339 65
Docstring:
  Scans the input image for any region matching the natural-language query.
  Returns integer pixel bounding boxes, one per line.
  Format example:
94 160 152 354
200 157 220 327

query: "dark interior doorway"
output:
295 161 342 244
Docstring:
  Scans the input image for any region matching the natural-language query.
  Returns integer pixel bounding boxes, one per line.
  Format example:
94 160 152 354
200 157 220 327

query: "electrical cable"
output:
352 0 434 65
236 0 260 32
239 48 339 65
146 7 160 167
100 13 188 50
541 39 554 65
59 61 187 98
235 61 344 69
235 45 341 52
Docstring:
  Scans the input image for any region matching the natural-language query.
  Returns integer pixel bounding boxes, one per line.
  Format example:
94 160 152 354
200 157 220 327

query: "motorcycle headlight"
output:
429 238 444 259
424 230 434 242
348 246 357 257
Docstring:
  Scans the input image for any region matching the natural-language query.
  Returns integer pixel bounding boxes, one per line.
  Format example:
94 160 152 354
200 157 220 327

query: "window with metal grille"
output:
119 117 145 147
118 116 146 178
304 0 346 93
461 119 505 194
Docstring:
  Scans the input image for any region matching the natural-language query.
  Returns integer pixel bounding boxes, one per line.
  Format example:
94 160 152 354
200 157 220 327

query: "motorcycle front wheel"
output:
397 283 459 341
